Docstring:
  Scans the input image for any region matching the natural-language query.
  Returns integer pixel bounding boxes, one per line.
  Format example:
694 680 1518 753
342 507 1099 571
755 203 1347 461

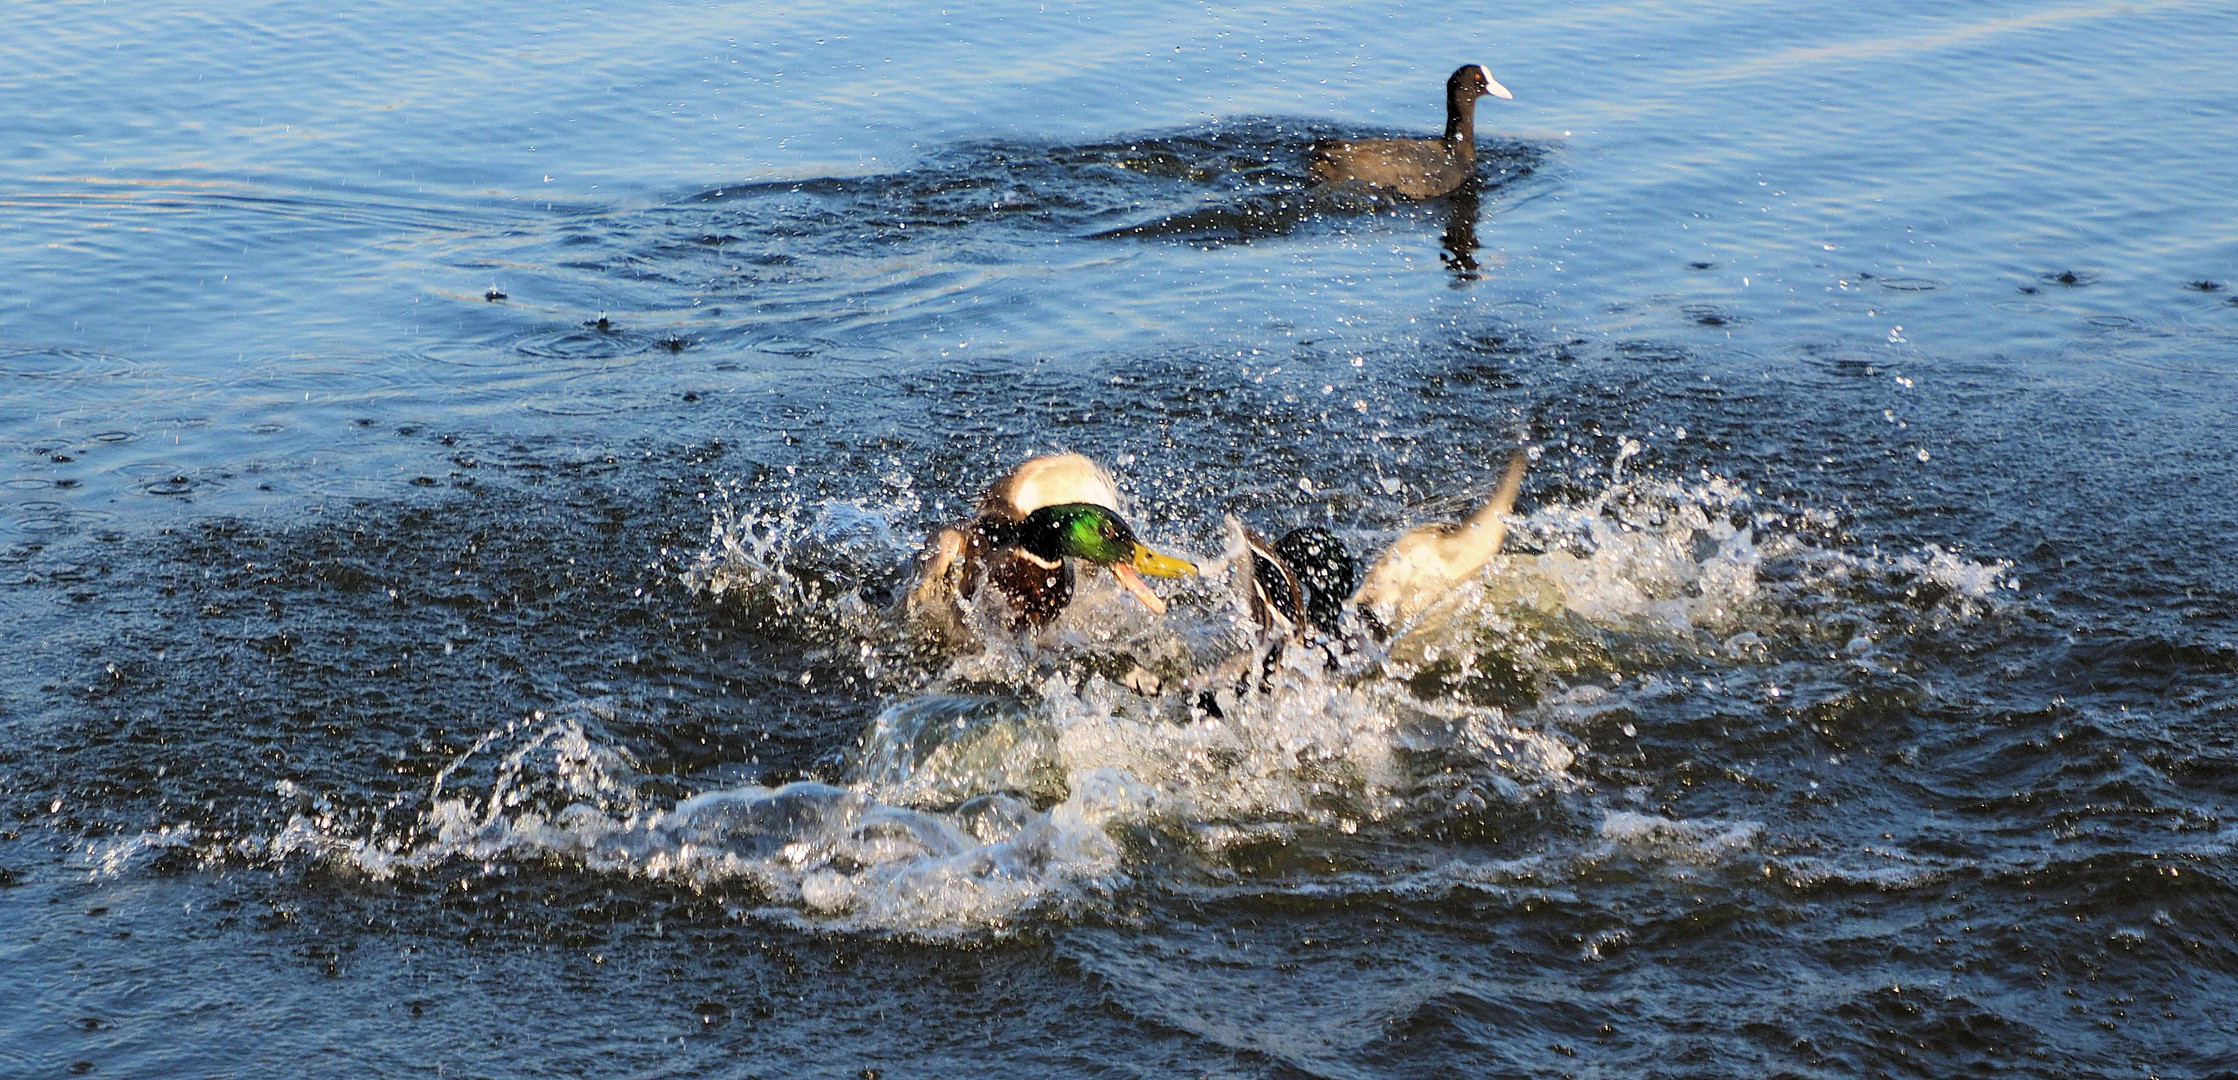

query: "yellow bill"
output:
1111 544 1195 615
1130 543 1196 578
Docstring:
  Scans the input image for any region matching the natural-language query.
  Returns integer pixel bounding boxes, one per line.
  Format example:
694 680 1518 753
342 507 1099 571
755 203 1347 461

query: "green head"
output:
1019 504 1135 564
1017 504 1196 575
997 503 1195 617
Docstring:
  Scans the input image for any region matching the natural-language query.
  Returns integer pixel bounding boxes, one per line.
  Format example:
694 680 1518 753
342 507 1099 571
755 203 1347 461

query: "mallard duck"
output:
1233 523 1357 640
1308 64 1513 199
1231 447 1531 644
904 454 1196 642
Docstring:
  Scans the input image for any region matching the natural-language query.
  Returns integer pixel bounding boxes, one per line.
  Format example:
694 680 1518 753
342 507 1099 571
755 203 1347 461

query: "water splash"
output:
179 461 2022 934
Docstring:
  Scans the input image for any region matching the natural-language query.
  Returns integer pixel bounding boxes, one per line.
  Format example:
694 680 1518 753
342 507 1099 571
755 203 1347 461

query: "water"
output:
5 0 2236 1075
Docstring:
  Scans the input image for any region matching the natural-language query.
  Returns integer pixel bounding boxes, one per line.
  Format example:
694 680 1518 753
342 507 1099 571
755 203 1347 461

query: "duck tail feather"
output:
1349 447 1530 630
1453 446 1530 571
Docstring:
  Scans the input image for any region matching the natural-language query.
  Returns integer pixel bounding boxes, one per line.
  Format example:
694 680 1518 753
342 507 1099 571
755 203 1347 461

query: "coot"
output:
1308 64 1512 198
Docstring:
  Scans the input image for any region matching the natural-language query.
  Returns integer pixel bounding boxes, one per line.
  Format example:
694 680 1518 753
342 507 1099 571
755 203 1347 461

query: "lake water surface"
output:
4 1 2237 1076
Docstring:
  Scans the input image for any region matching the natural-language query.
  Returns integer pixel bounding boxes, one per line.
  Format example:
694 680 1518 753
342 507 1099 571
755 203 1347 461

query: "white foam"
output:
1597 810 1763 861
1773 853 1962 892
1495 472 1764 636
1898 542 2014 602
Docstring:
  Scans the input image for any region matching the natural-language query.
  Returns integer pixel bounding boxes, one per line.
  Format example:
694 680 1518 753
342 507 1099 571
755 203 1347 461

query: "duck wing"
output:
978 452 1123 520
901 525 977 649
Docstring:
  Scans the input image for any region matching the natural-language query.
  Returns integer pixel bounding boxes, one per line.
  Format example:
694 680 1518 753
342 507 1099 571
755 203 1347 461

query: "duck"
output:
1307 64 1513 199
1232 523 1357 641
903 453 1196 644
1230 447 1530 646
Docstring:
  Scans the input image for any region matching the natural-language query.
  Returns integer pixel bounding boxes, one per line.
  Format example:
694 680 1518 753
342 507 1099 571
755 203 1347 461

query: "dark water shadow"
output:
1438 183 1485 281
680 121 1545 256
474 122 1549 349
1080 128 1539 285
1085 177 1490 269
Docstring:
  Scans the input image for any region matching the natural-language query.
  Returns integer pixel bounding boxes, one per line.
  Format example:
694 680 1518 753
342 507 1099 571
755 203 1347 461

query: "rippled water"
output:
5 0 2237 1076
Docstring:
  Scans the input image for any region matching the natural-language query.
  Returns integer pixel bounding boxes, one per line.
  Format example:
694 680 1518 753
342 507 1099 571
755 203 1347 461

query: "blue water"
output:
4 1 2236 1076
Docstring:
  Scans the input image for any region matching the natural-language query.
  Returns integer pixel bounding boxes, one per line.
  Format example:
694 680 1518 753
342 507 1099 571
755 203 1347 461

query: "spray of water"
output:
140 460 2014 935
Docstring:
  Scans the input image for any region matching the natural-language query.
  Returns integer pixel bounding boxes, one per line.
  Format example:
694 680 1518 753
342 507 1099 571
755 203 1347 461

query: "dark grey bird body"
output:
1308 64 1511 198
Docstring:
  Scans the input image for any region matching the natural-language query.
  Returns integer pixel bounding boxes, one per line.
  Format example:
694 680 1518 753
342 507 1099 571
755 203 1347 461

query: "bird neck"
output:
1444 92 1478 152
